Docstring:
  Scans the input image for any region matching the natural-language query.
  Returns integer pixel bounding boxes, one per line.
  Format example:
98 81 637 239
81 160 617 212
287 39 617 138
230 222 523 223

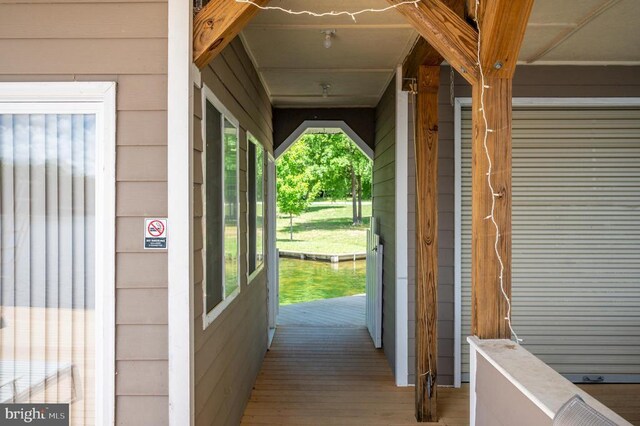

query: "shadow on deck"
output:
241 325 470 425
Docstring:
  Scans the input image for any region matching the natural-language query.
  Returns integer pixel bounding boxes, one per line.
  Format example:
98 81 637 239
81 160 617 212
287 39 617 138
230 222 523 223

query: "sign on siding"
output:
144 218 168 249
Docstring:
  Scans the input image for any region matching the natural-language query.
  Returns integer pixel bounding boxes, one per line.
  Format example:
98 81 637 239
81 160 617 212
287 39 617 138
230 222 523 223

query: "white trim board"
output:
274 119 374 160
0 81 117 426
394 66 409 387
454 96 640 387
168 0 194 423
453 98 462 389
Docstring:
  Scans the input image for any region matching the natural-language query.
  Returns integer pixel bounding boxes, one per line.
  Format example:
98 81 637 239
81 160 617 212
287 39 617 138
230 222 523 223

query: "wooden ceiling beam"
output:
401 0 465 91
193 0 269 69
388 0 479 85
402 38 443 90
476 0 535 78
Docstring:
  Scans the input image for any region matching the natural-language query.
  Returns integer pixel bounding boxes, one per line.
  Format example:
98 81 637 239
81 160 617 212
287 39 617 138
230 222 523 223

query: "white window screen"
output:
0 113 96 424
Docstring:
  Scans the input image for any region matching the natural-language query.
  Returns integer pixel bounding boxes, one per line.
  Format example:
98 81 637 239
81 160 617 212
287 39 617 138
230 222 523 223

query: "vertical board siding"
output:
409 65 640 386
460 106 640 378
373 78 397 372
437 65 640 384
0 1 169 424
193 37 273 426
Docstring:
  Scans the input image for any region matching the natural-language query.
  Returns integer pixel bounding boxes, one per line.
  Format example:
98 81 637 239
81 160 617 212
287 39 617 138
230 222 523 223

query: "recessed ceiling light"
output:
321 29 336 49
320 83 331 98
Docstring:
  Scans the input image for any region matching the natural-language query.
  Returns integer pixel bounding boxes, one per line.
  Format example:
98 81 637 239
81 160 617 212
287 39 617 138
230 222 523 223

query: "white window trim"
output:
453 96 640 388
201 84 241 329
266 153 278 341
247 132 266 284
0 81 116 426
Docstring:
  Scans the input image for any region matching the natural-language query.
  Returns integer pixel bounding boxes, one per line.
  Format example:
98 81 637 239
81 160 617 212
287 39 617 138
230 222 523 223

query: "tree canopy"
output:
276 132 372 228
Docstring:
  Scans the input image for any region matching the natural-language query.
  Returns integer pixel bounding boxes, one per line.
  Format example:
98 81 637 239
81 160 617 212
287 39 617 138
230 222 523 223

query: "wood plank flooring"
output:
579 384 640 425
278 295 365 327
241 325 468 425
241 324 640 425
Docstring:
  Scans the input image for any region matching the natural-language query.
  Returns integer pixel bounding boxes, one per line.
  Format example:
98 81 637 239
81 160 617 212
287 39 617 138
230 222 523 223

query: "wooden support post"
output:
415 65 439 422
469 0 533 339
470 77 512 339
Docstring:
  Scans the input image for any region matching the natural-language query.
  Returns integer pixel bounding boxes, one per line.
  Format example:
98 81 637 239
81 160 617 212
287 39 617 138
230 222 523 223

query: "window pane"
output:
256 145 264 269
223 119 238 297
0 113 96 425
248 142 256 273
205 101 223 313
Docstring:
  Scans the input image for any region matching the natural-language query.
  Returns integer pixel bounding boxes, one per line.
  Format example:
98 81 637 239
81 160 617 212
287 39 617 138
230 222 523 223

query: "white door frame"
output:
275 120 373 160
266 153 278 345
0 81 117 425
394 66 409 387
454 96 640 387
167 0 195 423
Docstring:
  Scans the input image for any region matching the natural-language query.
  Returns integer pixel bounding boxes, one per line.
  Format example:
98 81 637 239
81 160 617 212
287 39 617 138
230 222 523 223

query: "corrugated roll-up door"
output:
461 105 640 382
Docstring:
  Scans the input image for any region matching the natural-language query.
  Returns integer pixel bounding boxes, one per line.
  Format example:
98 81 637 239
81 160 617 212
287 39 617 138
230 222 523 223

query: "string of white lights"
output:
474 0 522 343
234 0 420 22
237 0 519 343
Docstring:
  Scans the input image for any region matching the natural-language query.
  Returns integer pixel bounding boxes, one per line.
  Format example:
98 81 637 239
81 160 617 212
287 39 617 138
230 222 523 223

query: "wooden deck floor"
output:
241 324 640 425
241 325 468 425
278 295 365 327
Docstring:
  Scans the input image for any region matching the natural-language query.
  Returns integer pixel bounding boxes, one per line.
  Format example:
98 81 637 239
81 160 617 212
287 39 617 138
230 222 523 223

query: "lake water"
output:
279 258 366 305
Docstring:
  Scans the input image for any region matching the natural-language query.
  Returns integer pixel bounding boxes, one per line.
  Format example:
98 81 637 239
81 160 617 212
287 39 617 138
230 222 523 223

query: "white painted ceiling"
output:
240 0 640 108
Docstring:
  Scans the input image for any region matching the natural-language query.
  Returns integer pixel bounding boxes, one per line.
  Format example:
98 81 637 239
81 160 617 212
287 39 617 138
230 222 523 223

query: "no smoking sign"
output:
144 218 167 249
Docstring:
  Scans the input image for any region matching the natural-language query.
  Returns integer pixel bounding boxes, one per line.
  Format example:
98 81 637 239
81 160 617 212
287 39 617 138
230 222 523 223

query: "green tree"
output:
276 141 319 239
276 132 372 230
302 133 371 223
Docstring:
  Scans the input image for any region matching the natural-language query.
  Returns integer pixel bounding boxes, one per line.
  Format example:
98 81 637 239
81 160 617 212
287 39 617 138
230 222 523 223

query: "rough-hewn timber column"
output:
471 76 513 339
415 65 439 422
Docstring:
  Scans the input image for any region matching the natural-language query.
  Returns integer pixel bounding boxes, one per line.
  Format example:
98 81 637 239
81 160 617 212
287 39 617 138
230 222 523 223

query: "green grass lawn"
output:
277 200 371 254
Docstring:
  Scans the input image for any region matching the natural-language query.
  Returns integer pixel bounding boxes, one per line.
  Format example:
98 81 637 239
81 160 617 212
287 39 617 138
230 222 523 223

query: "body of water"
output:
279 258 366 305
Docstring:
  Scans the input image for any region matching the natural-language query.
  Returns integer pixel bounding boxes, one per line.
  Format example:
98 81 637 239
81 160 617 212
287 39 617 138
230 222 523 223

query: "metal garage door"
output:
460 103 640 382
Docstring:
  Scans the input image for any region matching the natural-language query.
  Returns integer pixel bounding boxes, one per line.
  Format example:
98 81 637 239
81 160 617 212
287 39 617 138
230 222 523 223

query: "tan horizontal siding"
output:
0 3 167 39
0 39 167 74
0 1 169 421
116 396 168 426
117 325 168 361
116 253 168 288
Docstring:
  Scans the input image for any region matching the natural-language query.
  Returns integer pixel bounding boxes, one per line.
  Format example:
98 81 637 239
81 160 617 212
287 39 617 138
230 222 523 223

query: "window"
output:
248 135 264 277
0 82 115 425
203 88 240 326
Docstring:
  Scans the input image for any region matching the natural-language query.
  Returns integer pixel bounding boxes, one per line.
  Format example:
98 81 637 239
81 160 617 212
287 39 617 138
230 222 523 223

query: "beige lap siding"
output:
193 38 273 426
0 1 169 425
373 78 397 373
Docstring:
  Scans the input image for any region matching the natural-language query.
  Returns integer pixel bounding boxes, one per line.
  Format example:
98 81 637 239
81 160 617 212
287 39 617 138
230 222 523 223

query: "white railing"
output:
468 337 631 426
